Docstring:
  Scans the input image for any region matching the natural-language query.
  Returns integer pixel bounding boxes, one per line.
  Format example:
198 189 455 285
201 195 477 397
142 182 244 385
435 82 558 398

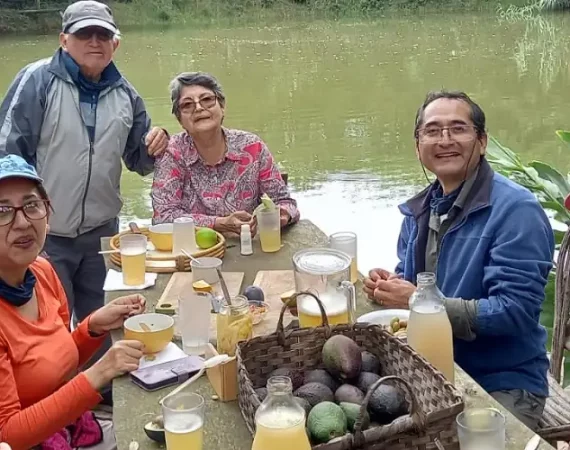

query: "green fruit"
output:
307 401 347 444
335 384 365 405
294 382 334 407
339 402 370 432
195 227 217 249
322 335 362 380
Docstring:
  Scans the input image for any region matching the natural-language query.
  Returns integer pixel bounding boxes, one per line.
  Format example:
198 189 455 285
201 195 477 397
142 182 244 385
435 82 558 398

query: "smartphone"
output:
130 355 204 391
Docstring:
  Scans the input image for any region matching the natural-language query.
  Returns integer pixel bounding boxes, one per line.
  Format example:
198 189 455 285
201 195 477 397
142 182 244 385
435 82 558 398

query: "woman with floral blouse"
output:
151 72 300 235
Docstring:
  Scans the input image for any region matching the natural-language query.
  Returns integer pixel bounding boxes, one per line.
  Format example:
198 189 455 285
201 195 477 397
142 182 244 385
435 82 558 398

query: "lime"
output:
196 228 218 249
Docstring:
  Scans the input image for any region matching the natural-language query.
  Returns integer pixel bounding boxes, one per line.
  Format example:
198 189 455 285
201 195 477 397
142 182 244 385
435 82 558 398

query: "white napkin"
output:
138 342 195 369
103 269 157 291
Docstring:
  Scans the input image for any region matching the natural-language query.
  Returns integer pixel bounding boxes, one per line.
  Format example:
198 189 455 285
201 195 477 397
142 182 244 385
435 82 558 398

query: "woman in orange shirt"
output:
0 154 147 450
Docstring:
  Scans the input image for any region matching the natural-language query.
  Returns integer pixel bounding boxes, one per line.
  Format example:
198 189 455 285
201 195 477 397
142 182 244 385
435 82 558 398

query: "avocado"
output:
143 415 165 443
339 402 370 432
322 335 362 380
356 371 381 393
303 369 340 392
255 387 268 401
307 401 347 444
335 384 365 405
367 384 409 424
268 367 304 390
294 382 334 407
361 351 381 374
294 396 312 416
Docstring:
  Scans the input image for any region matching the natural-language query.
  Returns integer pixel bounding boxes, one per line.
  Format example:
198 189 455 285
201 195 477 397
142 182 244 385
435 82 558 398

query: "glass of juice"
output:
457 408 506 450
162 392 205 450
119 234 147 286
257 208 281 253
329 231 358 283
297 291 350 328
216 295 253 356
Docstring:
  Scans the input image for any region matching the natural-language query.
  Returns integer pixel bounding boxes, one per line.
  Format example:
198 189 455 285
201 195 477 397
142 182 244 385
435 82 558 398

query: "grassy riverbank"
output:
0 0 534 34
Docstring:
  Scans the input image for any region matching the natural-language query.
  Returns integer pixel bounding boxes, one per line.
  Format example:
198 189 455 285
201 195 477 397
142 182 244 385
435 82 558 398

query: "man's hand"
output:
145 127 169 157
88 294 146 335
372 278 416 308
363 268 401 301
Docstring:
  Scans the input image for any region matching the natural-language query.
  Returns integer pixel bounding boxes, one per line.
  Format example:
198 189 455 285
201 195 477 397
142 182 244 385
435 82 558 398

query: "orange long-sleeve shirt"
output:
0 257 106 450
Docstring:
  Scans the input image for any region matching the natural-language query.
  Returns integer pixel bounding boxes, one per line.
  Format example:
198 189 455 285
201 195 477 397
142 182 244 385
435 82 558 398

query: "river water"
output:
1 10 570 357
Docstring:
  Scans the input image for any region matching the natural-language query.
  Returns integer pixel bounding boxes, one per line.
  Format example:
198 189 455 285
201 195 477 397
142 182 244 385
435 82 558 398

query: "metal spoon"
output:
216 268 232 306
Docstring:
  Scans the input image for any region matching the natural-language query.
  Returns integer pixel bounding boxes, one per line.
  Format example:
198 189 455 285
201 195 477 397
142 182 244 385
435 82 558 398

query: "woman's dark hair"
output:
169 72 226 119
414 90 486 139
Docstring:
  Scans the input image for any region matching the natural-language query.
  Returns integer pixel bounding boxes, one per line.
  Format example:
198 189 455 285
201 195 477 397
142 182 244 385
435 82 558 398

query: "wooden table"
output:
103 219 552 449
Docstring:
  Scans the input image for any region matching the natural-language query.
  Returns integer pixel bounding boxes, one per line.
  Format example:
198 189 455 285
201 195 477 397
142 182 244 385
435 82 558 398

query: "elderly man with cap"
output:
0 0 168 404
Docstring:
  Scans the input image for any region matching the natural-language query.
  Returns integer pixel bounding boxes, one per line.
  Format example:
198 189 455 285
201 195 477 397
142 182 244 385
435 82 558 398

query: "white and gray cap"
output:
61 0 119 35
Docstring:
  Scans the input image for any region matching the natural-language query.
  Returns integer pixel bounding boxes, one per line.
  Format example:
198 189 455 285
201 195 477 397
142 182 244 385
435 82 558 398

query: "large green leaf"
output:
529 161 570 198
487 136 522 167
554 229 567 246
556 130 570 145
541 200 569 216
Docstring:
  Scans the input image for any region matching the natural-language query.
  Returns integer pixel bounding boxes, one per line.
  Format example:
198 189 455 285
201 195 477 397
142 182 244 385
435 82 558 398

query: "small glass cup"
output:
191 257 222 284
216 295 253 356
119 234 147 286
257 209 281 253
329 231 358 283
162 392 205 450
457 407 506 450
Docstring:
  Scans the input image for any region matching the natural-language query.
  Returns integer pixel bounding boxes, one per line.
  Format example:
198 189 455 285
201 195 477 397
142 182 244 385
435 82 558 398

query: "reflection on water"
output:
1 12 570 372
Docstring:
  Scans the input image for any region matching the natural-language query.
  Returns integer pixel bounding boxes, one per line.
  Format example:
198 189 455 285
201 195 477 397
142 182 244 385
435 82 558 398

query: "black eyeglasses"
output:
177 95 218 115
0 200 50 227
417 125 478 143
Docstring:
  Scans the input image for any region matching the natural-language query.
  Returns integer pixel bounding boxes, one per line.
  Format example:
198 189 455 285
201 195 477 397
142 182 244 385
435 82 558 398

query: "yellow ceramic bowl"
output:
124 313 174 354
148 223 173 252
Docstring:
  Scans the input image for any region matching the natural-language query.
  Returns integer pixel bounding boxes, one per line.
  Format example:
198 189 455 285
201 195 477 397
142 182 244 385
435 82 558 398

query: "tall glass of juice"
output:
162 392 205 450
257 208 281 253
329 231 358 283
119 234 147 286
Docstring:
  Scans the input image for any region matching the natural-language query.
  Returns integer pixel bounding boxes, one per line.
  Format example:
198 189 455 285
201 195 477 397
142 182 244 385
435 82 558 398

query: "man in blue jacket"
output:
364 90 554 430
0 1 168 404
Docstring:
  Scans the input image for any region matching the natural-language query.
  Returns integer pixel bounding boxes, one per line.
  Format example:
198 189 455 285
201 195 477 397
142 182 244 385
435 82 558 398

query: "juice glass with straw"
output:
119 234 147 286
162 392 205 450
329 231 358 283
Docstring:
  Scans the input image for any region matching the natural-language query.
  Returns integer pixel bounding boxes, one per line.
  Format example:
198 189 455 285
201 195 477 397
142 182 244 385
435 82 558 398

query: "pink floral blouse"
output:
151 128 300 228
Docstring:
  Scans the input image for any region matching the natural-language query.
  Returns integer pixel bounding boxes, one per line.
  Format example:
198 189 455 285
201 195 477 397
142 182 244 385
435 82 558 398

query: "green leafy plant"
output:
486 131 570 246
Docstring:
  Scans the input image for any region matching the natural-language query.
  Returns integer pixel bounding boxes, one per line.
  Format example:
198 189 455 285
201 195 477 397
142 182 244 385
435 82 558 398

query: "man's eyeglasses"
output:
177 95 218 115
417 125 478 143
73 28 115 42
0 200 50 227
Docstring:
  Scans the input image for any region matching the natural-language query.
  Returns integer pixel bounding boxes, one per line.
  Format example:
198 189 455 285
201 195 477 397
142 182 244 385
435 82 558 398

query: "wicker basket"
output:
108 226 226 273
236 293 464 450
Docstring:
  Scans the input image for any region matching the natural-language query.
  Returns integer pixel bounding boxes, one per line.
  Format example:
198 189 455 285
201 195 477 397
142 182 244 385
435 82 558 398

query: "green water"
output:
1 11 569 377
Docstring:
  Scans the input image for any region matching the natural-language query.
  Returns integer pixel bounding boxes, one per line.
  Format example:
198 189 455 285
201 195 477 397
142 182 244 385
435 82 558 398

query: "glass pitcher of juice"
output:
292 248 356 328
406 272 455 383
251 376 311 450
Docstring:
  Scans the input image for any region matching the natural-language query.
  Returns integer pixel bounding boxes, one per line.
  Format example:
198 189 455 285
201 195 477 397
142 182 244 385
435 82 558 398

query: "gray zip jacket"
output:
0 49 155 238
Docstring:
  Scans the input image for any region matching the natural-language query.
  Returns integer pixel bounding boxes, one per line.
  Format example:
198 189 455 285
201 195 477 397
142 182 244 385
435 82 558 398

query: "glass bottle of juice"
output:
251 376 312 450
406 272 455 384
